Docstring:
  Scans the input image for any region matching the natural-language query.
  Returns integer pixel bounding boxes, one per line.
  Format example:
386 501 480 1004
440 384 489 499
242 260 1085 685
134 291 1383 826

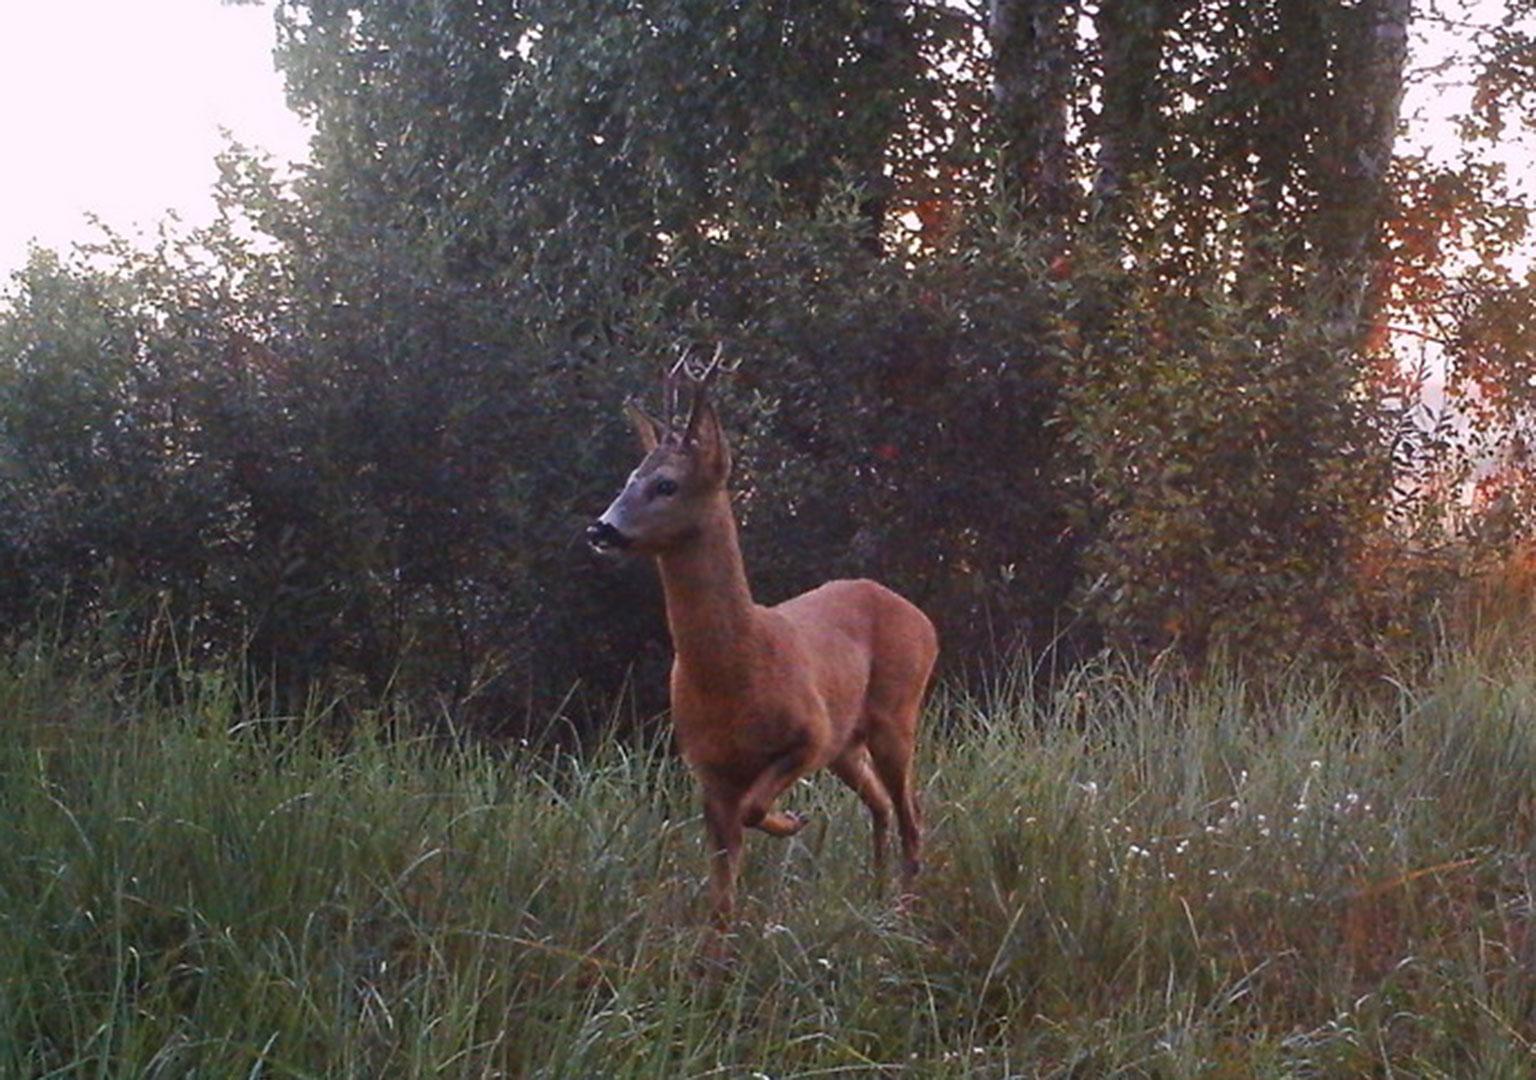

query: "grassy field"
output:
1 642 1533 1078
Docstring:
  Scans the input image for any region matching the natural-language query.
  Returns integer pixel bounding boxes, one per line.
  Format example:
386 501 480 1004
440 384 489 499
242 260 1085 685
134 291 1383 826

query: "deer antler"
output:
657 341 737 436
663 344 693 430
681 343 728 436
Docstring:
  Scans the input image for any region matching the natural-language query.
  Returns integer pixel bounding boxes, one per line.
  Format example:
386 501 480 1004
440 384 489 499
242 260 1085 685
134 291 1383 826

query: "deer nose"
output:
586 521 632 552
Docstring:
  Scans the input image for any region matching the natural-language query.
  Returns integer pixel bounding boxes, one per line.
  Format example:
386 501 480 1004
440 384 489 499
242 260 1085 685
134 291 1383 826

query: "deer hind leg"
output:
865 716 923 889
830 745 894 875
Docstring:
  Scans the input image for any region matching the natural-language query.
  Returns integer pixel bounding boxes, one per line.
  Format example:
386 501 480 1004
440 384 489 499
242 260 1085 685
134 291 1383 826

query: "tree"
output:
4 0 1533 723
990 0 1077 223
1089 0 1186 226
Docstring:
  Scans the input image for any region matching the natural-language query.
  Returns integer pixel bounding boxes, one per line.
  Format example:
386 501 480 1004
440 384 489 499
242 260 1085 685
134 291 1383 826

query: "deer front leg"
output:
754 809 809 837
698 749 813 930
702 791 745 935
739 746 815 837
699 744 817 945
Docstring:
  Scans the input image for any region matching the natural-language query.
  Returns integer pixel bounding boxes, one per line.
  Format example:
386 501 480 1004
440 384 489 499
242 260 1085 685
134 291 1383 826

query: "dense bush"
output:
3 2 1534 728
0 192 1077 726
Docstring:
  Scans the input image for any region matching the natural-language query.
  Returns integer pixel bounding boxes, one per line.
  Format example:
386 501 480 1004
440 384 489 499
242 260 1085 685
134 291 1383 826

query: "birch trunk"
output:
1317 0 1412 337
989 0 1076 222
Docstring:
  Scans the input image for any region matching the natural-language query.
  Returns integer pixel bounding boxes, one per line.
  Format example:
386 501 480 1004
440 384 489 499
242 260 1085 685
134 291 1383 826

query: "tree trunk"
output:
1090 0 1183 227
852 0 921 252
1315 0 1412 337
989 0 1076 223
1237 0 1328 307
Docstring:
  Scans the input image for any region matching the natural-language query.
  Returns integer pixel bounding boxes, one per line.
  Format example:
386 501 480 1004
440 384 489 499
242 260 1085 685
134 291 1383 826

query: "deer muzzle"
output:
585 520 633 554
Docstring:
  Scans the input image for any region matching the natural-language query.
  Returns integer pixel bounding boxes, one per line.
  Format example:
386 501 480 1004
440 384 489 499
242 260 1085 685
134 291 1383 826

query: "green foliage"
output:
0 245 243 630
1058 233 1394 657
1 642 1533 1074
2 0 1535 717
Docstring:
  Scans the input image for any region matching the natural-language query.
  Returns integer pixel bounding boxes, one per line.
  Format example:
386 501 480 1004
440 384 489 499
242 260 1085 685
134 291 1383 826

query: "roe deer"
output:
586 351 938 935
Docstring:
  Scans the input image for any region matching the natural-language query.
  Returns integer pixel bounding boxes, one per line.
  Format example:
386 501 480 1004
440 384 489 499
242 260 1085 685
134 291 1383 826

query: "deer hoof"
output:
756 809 810 838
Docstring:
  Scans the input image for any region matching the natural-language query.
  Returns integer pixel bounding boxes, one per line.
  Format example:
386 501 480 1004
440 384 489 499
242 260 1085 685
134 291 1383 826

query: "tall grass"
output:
0 642 1532 1077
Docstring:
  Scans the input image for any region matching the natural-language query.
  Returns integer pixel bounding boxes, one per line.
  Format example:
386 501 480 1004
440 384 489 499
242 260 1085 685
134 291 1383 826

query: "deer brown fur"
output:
587 366 938 936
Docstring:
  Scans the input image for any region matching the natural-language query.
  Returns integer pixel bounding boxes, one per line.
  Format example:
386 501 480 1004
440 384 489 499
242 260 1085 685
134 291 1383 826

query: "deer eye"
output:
652 478 679 498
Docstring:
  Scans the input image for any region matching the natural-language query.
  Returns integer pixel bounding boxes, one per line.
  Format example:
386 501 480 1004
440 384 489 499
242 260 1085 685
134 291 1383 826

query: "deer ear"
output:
624 400 666 453
685 395 731 483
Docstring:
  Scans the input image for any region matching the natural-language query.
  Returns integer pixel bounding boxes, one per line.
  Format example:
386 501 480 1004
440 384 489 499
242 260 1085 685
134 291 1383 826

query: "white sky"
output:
0 1 1527 283
0 0 309 279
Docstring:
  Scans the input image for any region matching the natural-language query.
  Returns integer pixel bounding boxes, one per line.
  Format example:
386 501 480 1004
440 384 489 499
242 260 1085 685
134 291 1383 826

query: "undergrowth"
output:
0 642 1532 1077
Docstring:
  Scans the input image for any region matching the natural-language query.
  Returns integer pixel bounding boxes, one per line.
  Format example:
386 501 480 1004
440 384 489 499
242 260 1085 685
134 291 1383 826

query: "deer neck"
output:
655 494 757 680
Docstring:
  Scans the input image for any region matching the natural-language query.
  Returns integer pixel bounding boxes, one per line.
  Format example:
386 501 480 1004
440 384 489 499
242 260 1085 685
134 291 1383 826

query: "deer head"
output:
587 345 732 556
